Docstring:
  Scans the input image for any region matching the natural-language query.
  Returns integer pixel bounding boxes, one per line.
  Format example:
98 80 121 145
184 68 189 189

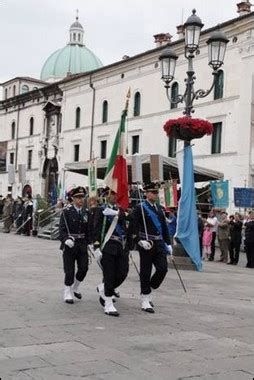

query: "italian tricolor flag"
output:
165 180 178 208
104 109 129 209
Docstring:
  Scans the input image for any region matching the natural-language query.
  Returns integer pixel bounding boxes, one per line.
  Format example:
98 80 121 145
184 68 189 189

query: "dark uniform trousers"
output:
245 242 254 268
139 241 168 295
101 240 129 297
59 203 91 287
210 232 216 260
63 240 88 286
229 241 241 264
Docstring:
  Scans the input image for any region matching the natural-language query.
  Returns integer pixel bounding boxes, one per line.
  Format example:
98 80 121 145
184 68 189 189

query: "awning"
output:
64 154 223 183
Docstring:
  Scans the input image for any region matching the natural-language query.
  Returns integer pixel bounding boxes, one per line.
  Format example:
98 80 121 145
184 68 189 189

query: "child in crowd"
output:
202 224 213 260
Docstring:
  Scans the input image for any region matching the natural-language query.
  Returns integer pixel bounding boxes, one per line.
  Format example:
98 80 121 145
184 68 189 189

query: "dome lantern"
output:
40 13 103 82
69 10 84 46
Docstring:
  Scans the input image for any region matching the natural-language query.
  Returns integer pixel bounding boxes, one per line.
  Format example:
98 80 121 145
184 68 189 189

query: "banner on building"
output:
150 154 163 182
88 159 97 197
50 183 57 206
0 141 7 172
210 180 229 208
8 164 15 184
234 187 254 208
164 180 178 208
131 154 142 183
18 164 26 184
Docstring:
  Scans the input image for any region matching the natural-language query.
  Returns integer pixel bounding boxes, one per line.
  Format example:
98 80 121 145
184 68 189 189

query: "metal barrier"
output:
37 206 62 240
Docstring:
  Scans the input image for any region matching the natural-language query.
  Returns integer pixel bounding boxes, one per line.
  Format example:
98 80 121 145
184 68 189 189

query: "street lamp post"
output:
159 10 229 270
159 9 229 119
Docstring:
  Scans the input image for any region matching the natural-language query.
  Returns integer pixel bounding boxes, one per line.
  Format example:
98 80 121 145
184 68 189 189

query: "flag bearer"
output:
130 183 172 313
93 188 129 317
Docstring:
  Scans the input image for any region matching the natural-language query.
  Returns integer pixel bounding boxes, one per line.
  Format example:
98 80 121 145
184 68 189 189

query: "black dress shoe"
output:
142 307 155 314
74 292 82 299
113 290 120 298
227 262 233 265
105 311 120 317
208 257 214 261
99 296 105 307
65 299 74 304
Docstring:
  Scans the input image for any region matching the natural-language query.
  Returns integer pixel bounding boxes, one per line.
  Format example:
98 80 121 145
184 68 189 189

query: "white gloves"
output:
138 240 152 250
87 244 94 255
94 248 102 262
103 208 119 216
166 244 173 255
65 238 75 248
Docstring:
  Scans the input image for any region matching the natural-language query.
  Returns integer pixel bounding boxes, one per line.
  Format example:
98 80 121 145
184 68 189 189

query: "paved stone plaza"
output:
0 234 253 380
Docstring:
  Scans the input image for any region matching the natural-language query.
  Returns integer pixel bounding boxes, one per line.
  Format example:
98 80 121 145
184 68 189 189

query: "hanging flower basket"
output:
163 117 213 141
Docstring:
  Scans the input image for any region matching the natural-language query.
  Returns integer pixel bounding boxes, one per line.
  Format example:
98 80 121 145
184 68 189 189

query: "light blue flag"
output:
210 180 229 208
176 145 202 271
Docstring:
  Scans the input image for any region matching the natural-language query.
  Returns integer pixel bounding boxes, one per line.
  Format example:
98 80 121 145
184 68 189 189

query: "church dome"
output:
40 14 103 82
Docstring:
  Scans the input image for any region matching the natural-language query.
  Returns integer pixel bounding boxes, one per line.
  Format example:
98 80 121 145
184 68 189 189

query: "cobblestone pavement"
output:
1 234 253 380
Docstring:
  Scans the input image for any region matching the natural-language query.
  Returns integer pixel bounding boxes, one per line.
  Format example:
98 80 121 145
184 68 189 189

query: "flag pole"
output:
124 88 131 112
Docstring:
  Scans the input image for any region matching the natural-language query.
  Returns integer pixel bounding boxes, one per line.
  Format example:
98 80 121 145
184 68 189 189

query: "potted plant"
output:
163 117 213 141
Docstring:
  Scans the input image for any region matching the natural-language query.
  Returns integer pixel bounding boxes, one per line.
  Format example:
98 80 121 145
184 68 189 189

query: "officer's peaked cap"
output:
71 186 86 197
102 186 116 196
143 182 160 192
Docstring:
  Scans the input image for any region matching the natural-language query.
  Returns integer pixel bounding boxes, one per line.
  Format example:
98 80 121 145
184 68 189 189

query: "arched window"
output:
11 121 15 140
5 88 8 99
29 117 34 136
13 85 16 97
102 101 108 123
73 33 76 41
78 34 81 42
214 70 224 100
171 82 179 110
21 85 29 94
75 107 81 128
133 91 141 117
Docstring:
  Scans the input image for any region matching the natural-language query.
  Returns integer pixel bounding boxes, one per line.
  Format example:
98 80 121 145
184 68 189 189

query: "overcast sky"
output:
0 0 242 83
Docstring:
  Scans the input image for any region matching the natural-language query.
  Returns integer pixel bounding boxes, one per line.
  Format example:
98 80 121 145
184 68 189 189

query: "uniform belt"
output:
70 234 86 239
139 232 162 241
109 235 125 242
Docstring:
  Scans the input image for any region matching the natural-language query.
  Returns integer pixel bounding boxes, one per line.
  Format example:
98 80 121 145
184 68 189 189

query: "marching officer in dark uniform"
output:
93 188 129 317
130 183 172 313
59 187 90 304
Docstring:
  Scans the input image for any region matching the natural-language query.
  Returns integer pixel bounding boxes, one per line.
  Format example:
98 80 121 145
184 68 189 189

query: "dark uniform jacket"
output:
88 206 102 244
229 220 243 243
59 205 90 250
93 204 127 253
130 201 171 245
245 220 254 243
24 201 33 220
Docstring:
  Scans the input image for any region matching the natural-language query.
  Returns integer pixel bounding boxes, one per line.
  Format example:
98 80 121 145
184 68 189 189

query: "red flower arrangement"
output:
163 117 213 141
